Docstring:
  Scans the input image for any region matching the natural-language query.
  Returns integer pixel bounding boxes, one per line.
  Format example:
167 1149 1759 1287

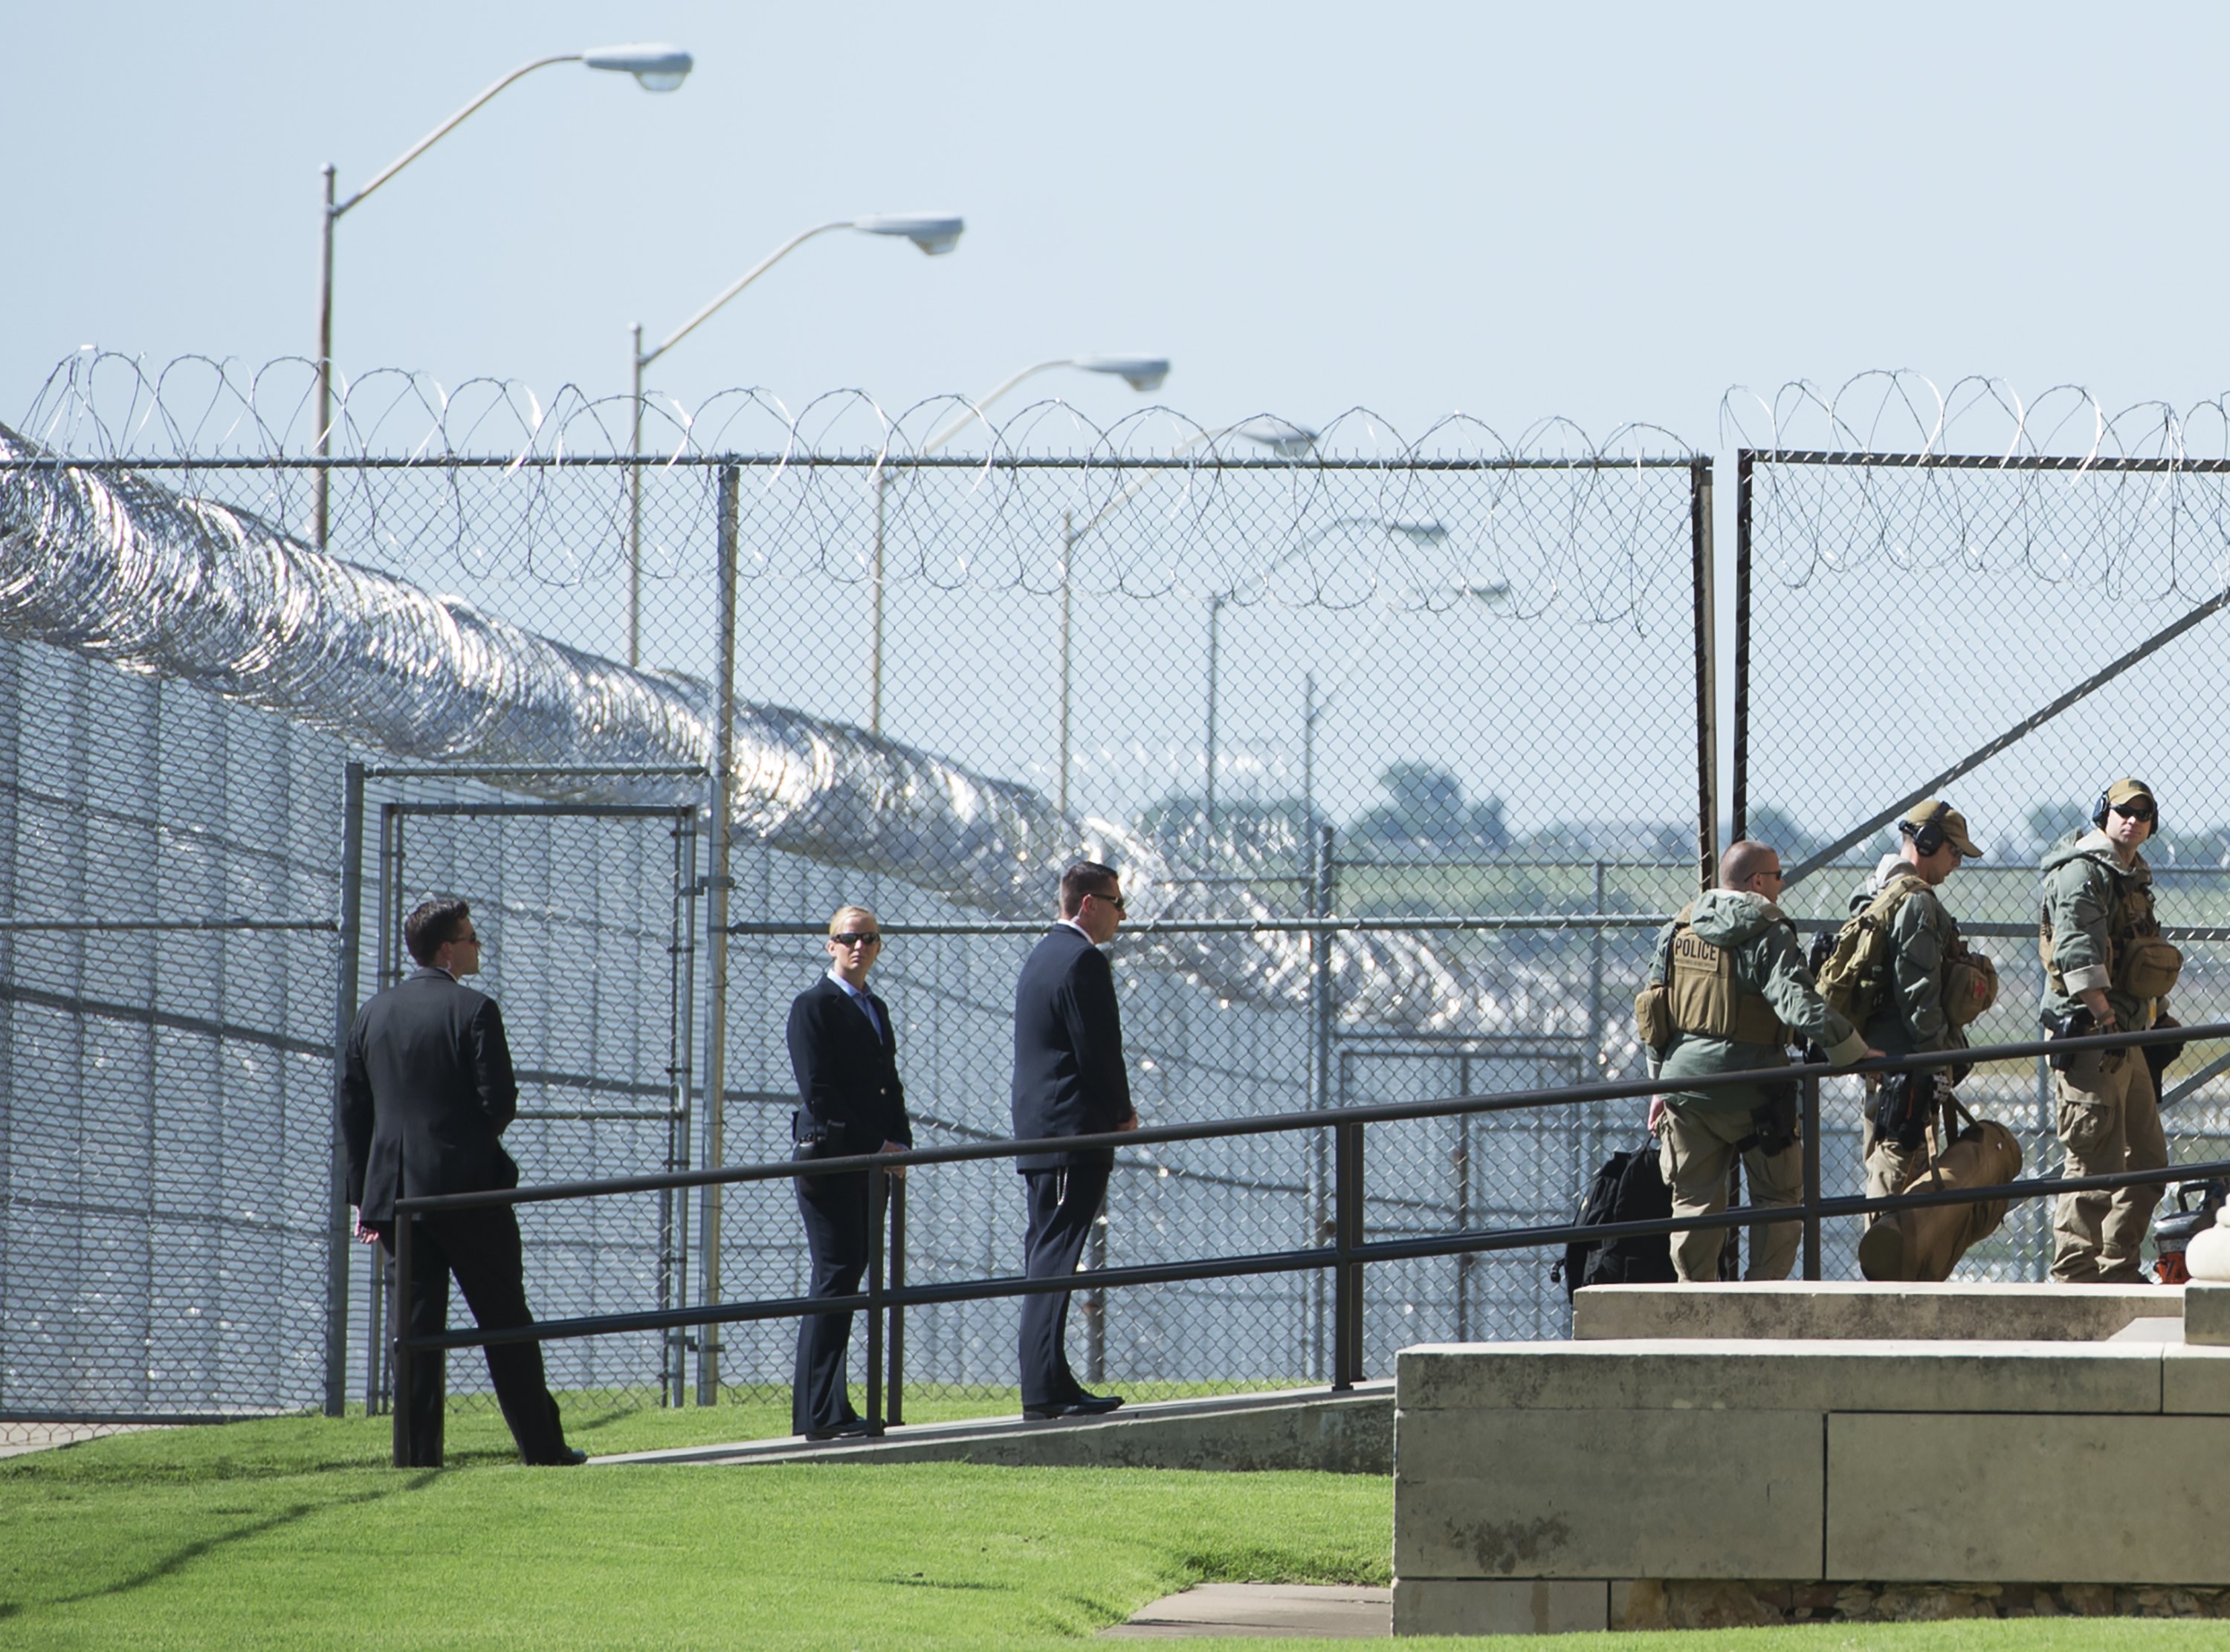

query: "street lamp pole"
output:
314 44 692 551
869 354 1167 736
627 213 966 670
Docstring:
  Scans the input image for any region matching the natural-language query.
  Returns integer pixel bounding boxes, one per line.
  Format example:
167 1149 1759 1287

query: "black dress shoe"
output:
1023 1393 1125 1419
528 1447 588 1465
803 1418 876 1441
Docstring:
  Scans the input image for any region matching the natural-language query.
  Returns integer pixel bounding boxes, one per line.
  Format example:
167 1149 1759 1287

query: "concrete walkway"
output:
1101 1584 1391 1639
592 1381 1393 1474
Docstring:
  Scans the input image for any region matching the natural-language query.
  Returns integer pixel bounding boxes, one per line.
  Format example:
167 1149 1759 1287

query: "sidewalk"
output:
1102 1584 1391 1639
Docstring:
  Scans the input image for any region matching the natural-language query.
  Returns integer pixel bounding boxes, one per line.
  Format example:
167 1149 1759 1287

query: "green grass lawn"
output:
4 1408 2226 1651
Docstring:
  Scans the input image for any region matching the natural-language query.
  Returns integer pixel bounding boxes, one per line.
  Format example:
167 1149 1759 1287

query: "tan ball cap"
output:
2103 777 2157 815
1900 800 1981 858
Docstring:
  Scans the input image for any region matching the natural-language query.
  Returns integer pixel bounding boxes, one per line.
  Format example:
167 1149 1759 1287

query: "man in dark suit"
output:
1010 859 1138 1419
340 896 580 1468
786 904 914 1439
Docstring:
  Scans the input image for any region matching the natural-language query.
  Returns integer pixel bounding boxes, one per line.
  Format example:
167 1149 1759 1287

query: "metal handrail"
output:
384 1018 2225 1465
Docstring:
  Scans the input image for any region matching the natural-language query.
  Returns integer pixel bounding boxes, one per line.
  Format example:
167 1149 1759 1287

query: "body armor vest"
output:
1664 904 1787 1046
2040 874 2182 1001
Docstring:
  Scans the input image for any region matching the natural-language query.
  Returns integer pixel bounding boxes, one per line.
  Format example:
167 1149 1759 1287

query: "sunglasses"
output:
832 933 882 948
2110 803 2156 823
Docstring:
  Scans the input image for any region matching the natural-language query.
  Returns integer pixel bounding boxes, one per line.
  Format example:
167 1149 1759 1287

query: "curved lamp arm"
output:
334 55 584 219
921 354 1173 456
920 360 1073 456
639 221 859 369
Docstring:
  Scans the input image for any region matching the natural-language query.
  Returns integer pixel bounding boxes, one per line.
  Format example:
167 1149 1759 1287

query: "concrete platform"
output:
1572 1280 2179 1344
595 1381 1393 1474
1101 1584 1390 1639
1392 1331 2230 1633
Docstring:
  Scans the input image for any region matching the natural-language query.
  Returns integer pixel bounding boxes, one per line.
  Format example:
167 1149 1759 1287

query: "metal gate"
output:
354 780 699 1411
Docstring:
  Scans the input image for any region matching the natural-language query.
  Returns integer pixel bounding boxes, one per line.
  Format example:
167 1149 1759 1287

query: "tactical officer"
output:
1638 840 1879 1281
1843 801 1994 1277
2039 779 2181 1284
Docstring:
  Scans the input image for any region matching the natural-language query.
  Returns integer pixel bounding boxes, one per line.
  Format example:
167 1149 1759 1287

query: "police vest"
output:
1663 904 1788 1046
2039 867 2182 1002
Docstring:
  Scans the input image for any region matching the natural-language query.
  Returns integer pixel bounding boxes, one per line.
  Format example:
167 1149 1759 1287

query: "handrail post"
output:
1801 1073 1822 1280
1332 1119 1364 1390
886 1173 906 1428
864 1164 887 1434
1310 824 1337 1382
391 1207 418 1467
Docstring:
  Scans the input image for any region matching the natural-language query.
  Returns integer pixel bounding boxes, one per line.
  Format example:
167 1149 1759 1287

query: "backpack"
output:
1811 872 1927 1026
1550 1142 1677 1298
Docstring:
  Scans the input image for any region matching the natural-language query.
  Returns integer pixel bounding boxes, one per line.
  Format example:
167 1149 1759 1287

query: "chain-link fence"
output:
1731 374 2230 1281
0 635 344 1434
4 354 1713 1431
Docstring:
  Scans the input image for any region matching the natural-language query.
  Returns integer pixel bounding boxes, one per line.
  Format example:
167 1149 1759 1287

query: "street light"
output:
627 213 966 667
314 44 694 550
1204 517 1447 831
869 354 1172 737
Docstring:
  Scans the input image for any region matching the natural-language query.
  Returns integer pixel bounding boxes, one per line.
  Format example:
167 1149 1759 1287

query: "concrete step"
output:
593 1381 1394 1473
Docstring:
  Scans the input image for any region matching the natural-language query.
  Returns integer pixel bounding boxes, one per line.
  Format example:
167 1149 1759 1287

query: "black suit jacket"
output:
1010 924 1134 1171
340 967 520 1224
786 976 912 1154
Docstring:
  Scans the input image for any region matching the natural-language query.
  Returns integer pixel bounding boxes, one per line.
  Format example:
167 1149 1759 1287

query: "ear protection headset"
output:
1903 801 1952 857
2092 784 2161 835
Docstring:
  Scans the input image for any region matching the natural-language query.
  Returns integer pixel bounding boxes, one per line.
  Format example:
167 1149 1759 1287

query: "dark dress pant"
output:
792 1153 872 1434
1018 1162 1110 1408
382 1204 569 1466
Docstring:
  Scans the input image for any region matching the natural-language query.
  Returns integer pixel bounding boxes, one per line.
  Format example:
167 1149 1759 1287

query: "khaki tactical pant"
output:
2051 1050 2165 1284
1658 1105 1803 1283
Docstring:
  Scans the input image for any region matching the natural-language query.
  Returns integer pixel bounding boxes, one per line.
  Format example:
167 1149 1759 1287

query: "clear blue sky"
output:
11 1 2230 851
7 1 2226 449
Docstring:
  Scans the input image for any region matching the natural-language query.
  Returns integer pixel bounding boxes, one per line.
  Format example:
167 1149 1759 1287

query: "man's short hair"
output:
404 897 472 965
1059 860 1119 918
1719 840 1780 891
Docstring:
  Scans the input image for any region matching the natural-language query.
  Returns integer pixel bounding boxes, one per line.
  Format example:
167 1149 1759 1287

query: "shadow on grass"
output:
23 1471 439 1611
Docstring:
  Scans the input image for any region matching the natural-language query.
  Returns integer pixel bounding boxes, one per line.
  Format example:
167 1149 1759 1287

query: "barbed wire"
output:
15 352 1699 621
1724 372 2230 603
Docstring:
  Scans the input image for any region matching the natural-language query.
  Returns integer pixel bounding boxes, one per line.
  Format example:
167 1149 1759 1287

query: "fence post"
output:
324 759 365 1416
1690 456 1719 892
886 1173 905 1428
697 463 740 1405
1802 1072 1822 1280
1732 451 1752 844
663 809 699 1409
391 1208 418 1467
864 1164 887 1434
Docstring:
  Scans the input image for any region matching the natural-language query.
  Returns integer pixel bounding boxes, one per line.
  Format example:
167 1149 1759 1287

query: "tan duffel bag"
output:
1858 1098 2023 1283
